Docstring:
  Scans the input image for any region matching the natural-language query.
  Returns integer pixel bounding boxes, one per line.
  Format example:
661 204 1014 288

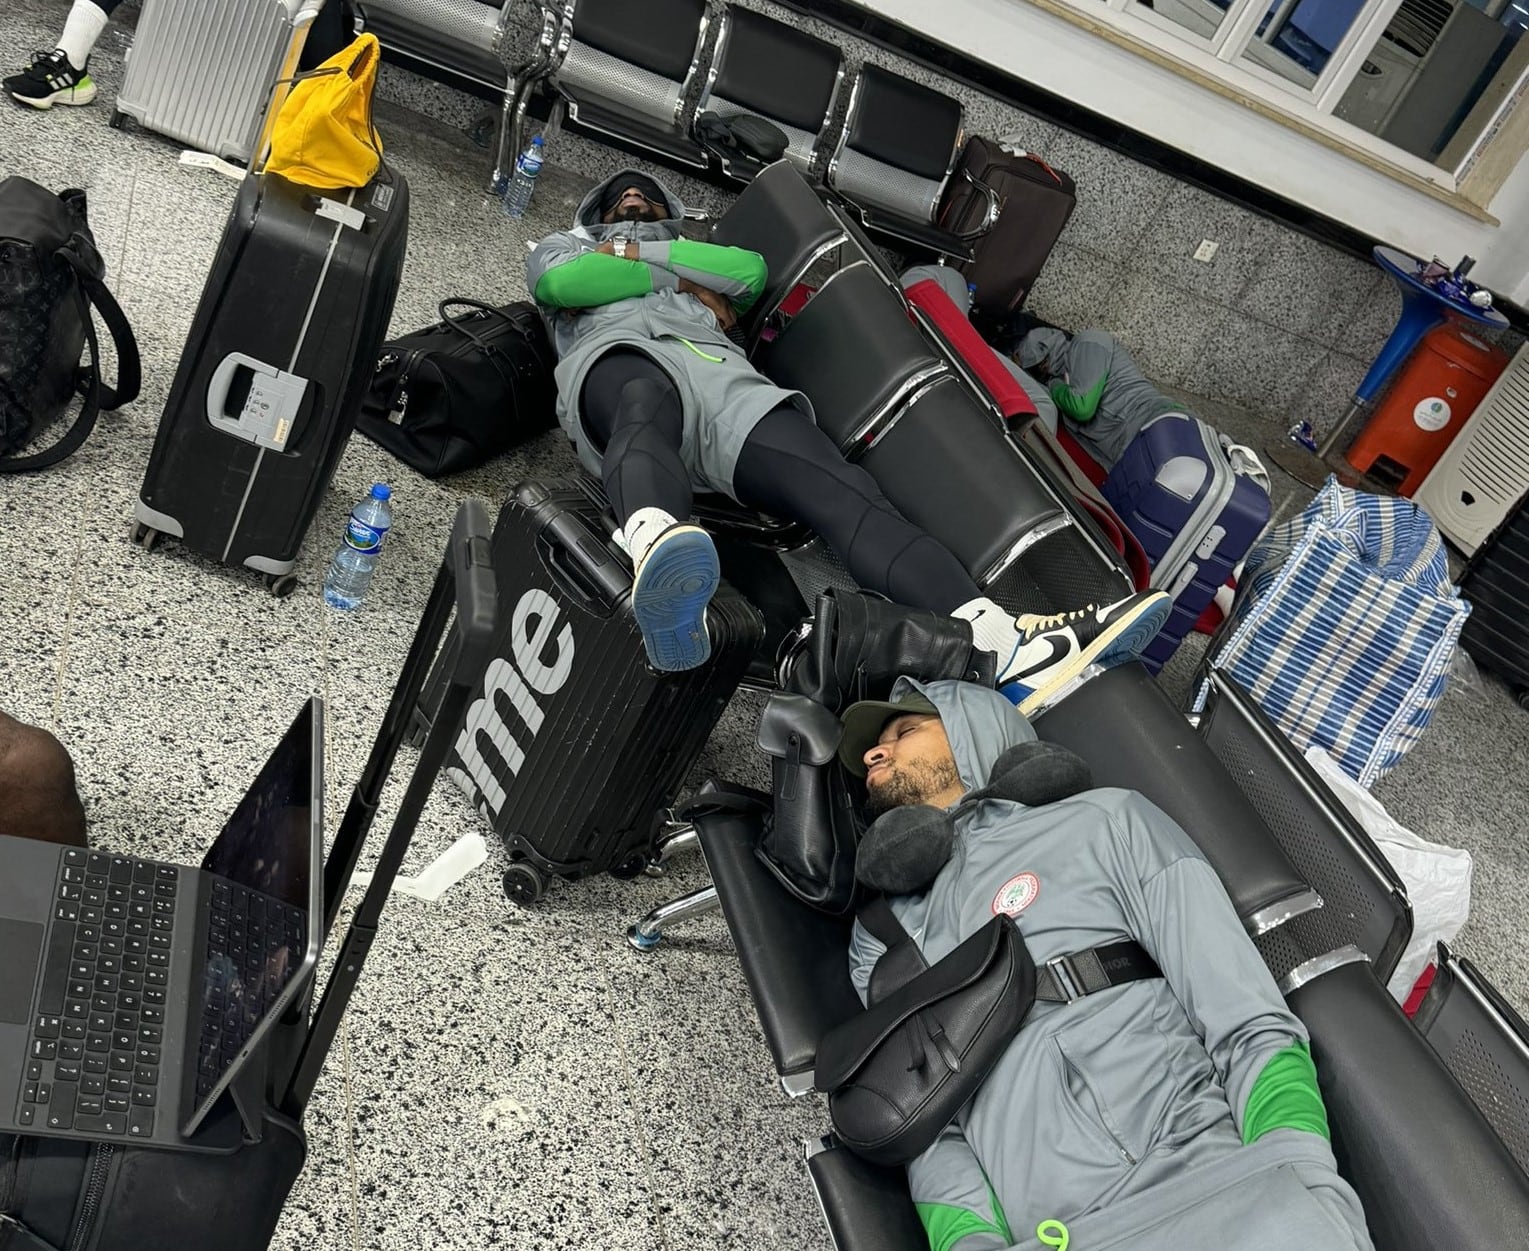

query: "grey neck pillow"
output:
854 741 1093 896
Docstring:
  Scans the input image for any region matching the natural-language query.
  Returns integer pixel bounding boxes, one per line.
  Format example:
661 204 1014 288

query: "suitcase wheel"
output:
1516 686 1529 711
264 573 300 599
608 852 650 881
502 860 548 907
108 109 127 131
128 520 161 553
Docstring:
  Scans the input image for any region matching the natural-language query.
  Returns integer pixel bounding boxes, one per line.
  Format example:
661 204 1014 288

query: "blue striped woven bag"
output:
1195 476 1469 787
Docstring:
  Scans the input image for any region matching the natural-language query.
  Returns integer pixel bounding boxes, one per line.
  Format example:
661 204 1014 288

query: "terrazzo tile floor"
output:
3 1 1529 1247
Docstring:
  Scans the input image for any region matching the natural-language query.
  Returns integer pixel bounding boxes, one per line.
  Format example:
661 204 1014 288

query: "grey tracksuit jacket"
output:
848 678 1374 1251
524 168 809 499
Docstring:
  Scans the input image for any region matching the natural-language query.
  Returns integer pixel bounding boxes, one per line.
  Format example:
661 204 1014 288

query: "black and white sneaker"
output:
5 49 97 110
997 591 1172 715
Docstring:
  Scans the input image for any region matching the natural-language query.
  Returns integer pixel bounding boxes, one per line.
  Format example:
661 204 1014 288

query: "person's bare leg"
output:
0 711 87 846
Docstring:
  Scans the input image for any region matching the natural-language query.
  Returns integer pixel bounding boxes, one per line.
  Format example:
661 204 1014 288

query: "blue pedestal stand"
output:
1267 246 1509 490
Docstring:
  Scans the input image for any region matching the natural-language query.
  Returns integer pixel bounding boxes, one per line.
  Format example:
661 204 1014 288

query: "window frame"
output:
1037 0 1528 195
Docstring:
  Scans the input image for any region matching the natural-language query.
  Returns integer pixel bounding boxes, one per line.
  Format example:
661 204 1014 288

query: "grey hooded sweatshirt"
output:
1017 328 1184 470
524 168 810 499
848 678 1373 1251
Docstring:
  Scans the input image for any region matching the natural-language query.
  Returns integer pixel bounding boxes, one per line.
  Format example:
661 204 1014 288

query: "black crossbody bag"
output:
816 896 1162 1166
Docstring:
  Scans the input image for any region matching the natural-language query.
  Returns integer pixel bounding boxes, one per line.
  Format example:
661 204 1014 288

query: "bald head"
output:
0 712 87 846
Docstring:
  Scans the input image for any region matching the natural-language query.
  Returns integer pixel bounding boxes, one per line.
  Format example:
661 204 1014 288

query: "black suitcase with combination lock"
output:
133 167 409 595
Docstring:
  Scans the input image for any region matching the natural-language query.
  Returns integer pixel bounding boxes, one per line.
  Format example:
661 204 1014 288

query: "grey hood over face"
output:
891 676 1036 794
570 168 687 244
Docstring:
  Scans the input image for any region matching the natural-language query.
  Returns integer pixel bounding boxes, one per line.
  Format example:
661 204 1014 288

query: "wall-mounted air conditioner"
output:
1417 343 1529 555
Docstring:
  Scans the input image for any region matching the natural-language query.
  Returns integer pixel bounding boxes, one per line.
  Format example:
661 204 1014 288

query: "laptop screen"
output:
183 697 324 1134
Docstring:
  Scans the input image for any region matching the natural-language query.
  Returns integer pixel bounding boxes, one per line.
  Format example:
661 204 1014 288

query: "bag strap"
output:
0 243 140 474
436 298 532 406
1033 940 1160 1003
0 1212 63 1251
858 895 911 949
862 894 1160 1006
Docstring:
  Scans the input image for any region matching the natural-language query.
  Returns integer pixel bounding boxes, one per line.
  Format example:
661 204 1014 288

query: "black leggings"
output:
579 349 978 613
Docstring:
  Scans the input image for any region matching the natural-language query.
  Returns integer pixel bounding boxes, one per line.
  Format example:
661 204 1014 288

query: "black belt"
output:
1035 940 1161 1003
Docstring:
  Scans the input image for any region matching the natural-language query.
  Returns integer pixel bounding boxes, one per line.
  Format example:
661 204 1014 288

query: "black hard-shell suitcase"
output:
937 135 1075 320
133 166 409 594
0 501 498 1251
415 477 765 905
1459 492 1529 696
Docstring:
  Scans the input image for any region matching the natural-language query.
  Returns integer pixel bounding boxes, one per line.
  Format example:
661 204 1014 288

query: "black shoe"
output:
5 49 97 110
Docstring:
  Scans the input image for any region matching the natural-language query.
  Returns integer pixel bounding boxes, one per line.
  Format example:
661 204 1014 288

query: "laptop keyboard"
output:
193 880 304 1104
19 848 176 1139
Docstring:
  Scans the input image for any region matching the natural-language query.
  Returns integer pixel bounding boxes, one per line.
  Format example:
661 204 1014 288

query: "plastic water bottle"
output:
322 484 393 610
502 136 545 219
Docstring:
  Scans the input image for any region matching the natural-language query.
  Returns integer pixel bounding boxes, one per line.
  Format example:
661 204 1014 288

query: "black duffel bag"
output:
356 298 557 478
0 177 139 472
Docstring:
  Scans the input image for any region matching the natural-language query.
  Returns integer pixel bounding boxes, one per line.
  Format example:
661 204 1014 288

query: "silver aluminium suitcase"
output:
111 0 315 162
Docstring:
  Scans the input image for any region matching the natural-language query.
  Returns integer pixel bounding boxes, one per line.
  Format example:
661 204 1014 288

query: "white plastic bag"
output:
1305 746 1472 1001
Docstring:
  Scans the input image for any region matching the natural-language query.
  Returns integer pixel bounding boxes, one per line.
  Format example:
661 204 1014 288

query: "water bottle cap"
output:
370 483 391 500
531 136 545 147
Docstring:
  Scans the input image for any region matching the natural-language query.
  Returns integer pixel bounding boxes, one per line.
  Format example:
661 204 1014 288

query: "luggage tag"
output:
315 196 368 231
178 150 246 182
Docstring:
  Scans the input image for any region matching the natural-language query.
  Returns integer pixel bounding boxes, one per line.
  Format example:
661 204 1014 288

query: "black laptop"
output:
0 698 323 1150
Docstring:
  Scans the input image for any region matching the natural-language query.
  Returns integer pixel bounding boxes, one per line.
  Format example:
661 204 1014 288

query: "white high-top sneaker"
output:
955 591 1172 715
623 509 720 673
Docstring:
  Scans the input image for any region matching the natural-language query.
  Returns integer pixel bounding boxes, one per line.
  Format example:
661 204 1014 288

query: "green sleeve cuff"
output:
533 250 654 307
1050 373 1108 423
916 1183 1012 1251
1242 1041 1330 1144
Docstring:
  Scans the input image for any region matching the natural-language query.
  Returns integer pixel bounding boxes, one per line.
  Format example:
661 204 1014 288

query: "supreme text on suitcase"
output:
0 502 497 1251
937 135 1076 320
416 478 765 906
1103 413 1270 672
133 165 409 593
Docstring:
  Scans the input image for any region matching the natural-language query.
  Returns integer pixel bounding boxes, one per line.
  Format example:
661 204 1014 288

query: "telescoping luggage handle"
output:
282 498 497 1113
250 0 329 175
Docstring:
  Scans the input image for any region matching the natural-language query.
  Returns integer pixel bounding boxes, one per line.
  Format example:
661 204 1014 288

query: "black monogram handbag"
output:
356 298 558 478
0 177 140 472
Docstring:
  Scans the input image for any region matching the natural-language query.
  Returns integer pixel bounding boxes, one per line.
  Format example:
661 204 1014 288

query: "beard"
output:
864 757 962 818
615 201 663 222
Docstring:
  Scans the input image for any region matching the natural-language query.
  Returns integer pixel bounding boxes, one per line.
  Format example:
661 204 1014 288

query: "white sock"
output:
951 596 1027 675
57 0 110 72
619 507 679 568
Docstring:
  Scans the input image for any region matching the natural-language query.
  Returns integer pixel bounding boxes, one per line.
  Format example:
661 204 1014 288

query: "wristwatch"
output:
613 236 631 260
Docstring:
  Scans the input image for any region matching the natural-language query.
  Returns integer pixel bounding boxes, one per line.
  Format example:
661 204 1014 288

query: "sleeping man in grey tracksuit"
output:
524 169 1168 709
840 680 1375 1251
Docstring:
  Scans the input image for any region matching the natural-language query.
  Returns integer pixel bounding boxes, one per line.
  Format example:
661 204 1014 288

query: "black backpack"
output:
356 298 557 478
0 177 140 472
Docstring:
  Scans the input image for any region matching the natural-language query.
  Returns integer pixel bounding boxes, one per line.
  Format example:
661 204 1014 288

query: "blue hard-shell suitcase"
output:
1102 413 1270 672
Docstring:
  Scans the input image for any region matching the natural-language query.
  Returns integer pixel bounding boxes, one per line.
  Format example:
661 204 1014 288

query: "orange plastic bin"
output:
1345 323 1509 496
